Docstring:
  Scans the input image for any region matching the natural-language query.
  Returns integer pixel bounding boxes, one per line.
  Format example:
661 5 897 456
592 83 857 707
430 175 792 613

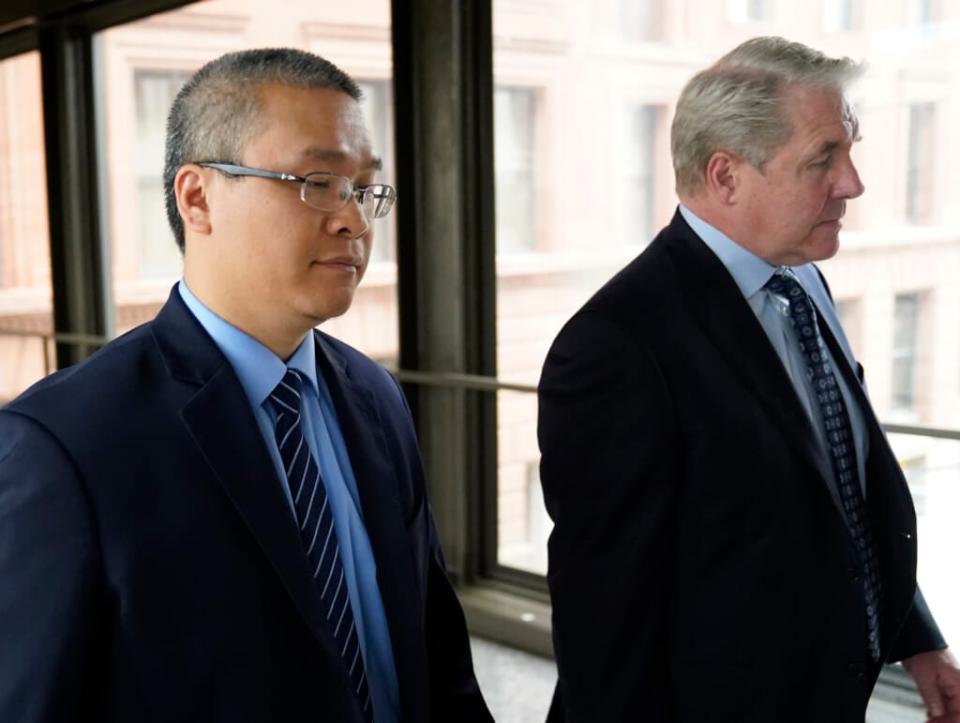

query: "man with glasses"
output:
539 37 959 722
0 48 491 723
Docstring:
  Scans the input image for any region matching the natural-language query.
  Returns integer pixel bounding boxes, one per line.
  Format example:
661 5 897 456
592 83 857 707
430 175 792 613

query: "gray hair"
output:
163 47 362 251
671 36 863 196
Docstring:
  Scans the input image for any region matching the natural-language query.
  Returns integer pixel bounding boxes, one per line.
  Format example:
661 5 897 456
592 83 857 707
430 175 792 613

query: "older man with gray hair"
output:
539 36 960 722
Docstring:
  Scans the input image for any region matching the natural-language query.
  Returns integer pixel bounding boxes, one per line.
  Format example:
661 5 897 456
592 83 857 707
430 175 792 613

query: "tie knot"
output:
269 369 305 417
765 270 806 301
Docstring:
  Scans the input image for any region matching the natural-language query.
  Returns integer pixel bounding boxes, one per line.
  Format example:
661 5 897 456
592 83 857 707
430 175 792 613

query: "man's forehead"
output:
298 145 382 171
251 85 378 167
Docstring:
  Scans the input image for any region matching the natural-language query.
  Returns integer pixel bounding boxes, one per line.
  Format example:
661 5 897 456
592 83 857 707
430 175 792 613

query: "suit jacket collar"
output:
151 287 427 721
152 289 349 658
663 211 842 510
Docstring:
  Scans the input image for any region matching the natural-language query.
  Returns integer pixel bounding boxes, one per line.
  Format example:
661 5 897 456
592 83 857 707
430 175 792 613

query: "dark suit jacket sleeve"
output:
889 588 947 662
538 310 678 722
0 411 105 723
387 376 493 722
423 512 493 722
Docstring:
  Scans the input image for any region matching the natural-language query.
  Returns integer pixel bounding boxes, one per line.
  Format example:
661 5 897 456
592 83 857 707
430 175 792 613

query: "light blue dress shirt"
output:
678 205 870 499
178 281 400 722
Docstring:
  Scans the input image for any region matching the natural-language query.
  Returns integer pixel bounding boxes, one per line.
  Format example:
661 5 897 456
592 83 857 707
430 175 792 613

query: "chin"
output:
802 230 841 263
305 296 355 325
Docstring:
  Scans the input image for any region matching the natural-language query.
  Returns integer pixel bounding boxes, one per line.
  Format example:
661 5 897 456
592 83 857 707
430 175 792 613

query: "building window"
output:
728 0 771 22
892 293 921 412
906 103 936 225
495 86 537 254
822 0 854 32
910 0 937 29
135 70 191 280
622 104 658 244
357 79 397 264
619 0 663 43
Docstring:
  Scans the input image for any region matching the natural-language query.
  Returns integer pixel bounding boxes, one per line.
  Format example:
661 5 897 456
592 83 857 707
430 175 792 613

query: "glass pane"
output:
95 0 397 364
494 87 536 254
906 103 936 224
888 434 960 650
0 51 53 403
491 0 960 635
497 389 549 574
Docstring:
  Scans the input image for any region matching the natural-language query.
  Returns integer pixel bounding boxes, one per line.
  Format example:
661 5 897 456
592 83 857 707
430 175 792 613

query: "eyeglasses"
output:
197 162 397 219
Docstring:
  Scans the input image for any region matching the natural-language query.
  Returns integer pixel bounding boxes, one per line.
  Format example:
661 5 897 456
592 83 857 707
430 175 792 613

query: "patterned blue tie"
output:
765 271 882 662
269 369 373 720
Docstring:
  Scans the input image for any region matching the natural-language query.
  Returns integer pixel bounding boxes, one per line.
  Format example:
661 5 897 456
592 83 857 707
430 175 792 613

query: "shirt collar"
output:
177 280 319 410
678 204 778 299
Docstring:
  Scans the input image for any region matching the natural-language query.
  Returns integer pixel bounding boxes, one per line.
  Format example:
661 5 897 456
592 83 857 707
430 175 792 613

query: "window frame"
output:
0 1 957 709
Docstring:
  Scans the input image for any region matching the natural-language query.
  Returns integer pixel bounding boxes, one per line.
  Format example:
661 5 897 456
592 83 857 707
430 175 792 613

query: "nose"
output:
325 193 371 238
833 154 865 200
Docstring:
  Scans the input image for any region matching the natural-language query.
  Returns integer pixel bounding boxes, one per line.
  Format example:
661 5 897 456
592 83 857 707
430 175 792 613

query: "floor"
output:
469 637 927 722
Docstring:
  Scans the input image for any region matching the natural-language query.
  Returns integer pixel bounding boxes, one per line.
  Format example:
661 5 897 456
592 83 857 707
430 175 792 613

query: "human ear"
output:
704 151 739 205
175 165 212 236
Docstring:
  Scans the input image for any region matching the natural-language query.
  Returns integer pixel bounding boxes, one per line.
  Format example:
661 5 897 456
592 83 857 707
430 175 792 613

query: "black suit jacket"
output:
0 288 492 723
538 211 945 723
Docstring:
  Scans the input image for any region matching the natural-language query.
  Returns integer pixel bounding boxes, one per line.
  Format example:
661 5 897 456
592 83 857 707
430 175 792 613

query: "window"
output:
135 70 191 280
888 435 960 649
892 293 921 412
622 104 658 244
490 1 960 660
822 0 854 32
497 395 551 575
357 79 397 264
95 0 398 363
728 0 771 22
494 86 537 254
910 0 937 30
906 103 936 225
619 0 663 43
0 51 53 402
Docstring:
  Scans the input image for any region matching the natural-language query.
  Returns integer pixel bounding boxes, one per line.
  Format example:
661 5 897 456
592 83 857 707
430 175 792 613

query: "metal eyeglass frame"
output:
196 162 397 218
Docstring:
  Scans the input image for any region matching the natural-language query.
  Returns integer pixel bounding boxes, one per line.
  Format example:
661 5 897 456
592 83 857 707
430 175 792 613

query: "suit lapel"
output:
664 215 838 503
151 289 349 668
314 333 427 720
818 314 919 643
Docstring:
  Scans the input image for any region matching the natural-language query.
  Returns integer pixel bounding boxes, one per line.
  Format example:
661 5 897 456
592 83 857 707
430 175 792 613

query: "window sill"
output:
458 582 554 659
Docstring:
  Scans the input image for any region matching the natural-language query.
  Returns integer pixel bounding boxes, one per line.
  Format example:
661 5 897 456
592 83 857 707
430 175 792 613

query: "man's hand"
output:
903 648 960 722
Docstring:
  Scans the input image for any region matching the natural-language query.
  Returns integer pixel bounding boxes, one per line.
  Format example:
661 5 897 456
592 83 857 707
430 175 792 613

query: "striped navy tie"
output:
766 271 883 662
269 369 373 720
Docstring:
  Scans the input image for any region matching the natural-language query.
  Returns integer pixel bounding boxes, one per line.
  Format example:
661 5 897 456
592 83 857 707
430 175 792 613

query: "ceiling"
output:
0 0 168 33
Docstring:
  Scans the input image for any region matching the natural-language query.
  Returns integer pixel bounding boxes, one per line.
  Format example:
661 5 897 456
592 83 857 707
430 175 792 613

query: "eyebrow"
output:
299 146 383 171
815 140 841 157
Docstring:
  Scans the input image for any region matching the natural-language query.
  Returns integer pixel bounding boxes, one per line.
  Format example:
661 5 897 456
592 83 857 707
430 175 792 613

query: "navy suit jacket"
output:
539 211 945 722
0 288 492 723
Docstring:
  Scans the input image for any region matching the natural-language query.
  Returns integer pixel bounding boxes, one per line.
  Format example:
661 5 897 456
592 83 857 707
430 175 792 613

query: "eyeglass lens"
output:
301 173 394 218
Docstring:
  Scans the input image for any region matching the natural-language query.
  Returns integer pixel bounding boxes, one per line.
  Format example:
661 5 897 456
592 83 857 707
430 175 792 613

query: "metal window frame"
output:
0 4 949 714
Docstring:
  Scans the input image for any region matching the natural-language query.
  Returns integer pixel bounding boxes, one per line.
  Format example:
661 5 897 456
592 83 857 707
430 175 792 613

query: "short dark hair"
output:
163 47 362 252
